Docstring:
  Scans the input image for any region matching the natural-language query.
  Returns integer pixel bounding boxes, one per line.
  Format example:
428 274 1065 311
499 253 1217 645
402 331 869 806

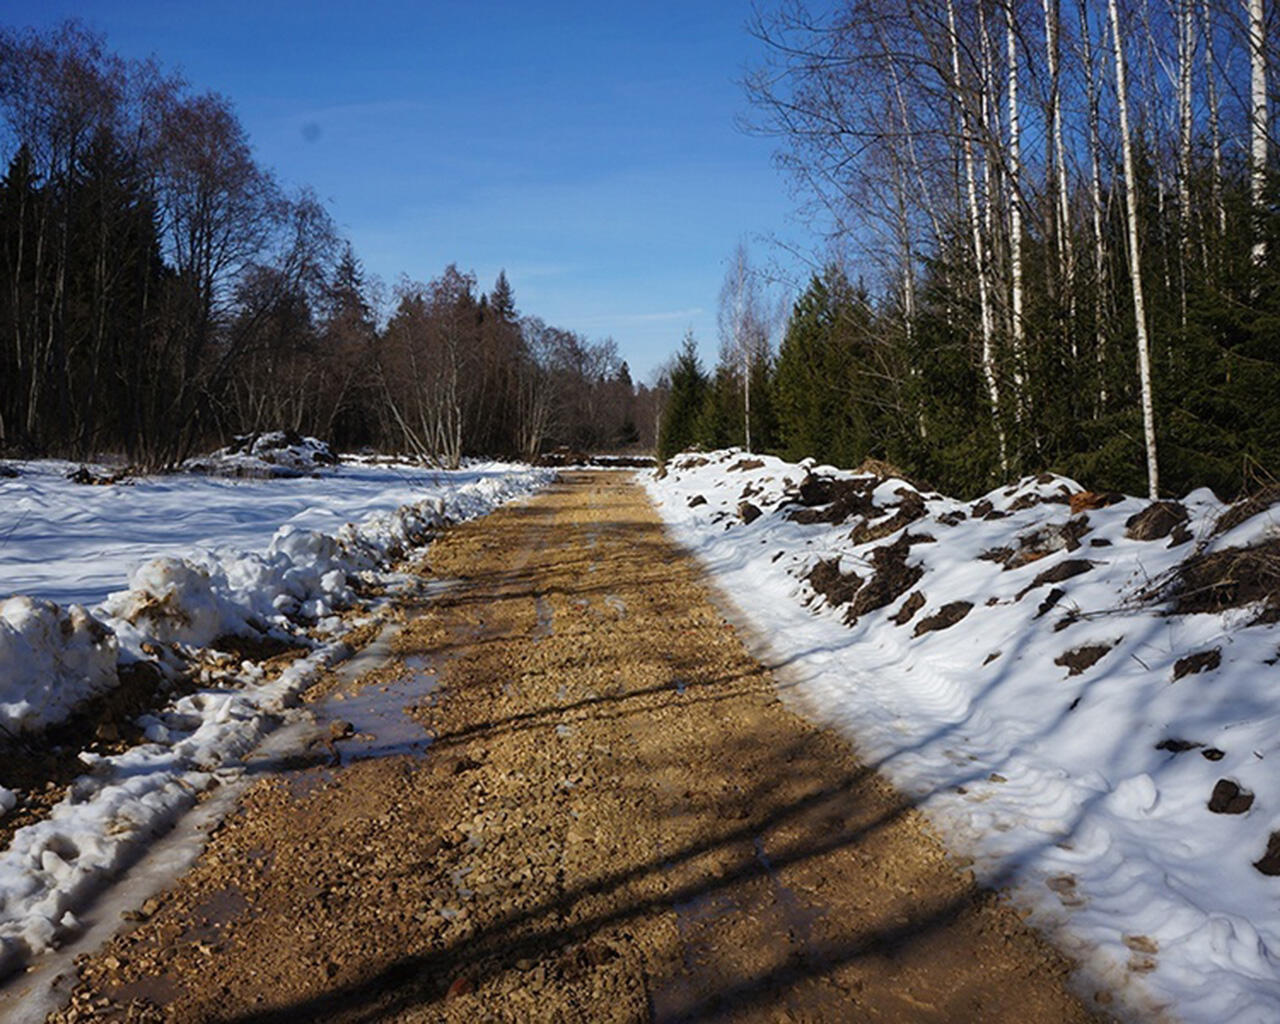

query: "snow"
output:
648 449 1280 1024
0 598 118 734
180 430 338 477
0 455 552 975
0 456 499 608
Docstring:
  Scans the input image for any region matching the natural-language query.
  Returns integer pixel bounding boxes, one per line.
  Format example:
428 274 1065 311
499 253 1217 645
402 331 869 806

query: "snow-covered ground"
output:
2 453 485 608
0 452 552 976
648 450 1280 1024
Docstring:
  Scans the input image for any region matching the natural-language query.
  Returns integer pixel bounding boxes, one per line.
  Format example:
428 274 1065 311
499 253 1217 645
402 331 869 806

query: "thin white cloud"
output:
574 308 703 327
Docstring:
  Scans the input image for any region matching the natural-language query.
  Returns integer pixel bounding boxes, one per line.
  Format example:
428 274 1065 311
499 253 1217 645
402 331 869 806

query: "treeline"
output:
681 0 1280 499
0 22 658 467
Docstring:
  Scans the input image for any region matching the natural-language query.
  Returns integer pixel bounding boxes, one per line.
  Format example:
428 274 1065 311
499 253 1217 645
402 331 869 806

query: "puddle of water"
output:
752 835 824 943
313 667 438 766
650 832 830 1023
674 678 687 696
532 594 554 641
185 885 251 944
651 886 741 1023
108 972 183 1010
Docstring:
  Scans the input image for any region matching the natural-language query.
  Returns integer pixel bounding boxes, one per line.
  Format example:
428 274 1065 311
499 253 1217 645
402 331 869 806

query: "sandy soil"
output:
46 472 1110 1022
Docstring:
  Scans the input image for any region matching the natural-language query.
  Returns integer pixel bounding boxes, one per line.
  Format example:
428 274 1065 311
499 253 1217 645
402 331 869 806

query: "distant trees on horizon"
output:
0 21 659 469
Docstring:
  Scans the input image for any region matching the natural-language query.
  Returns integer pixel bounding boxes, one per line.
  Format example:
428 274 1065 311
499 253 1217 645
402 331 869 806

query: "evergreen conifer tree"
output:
657 332 709 461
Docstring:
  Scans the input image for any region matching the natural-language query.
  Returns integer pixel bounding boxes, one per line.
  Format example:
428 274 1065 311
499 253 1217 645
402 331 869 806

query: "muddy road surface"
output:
40 472 1106 1022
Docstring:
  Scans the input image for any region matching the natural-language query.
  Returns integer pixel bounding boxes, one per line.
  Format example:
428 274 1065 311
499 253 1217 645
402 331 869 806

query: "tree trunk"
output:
948 0 1008 476
1250 0 1268 268
1177 0 1194 326
1006 1 1026 398
1200 0 1225 245
1108 0 1160 498
1044 0 1077 357
1079 0 1110 409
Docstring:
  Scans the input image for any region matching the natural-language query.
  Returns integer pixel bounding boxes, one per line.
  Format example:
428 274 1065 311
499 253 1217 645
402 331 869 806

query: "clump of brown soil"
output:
847 535 925 625
1254 832 1280 875
727 458 764 472
1125 501 1190 544
1069 491 1124 514
1208 779 1254 814
849 490 927 545
1054 643 1116 676
807 558 862 607
913 601 974 637
66 465 132 486
890 590 926 626
1001 518 1091 570
687 495 706 507
1155 738 1202 753
1167 540 1280 622
1214 483 1280 536
786 475 877 525
1017 560 1095 600
210 632 305 664
737 501 762 524
853 456 914 481
1172 648 1222 680
1036 588 1066 619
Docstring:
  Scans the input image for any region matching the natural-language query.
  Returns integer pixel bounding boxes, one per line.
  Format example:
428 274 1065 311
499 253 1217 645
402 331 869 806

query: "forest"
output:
4 4 1280 501
661 0 1280 500
0 22 659 469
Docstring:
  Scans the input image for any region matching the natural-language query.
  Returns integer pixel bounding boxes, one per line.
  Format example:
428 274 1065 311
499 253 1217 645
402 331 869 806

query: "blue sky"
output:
22 0 803 381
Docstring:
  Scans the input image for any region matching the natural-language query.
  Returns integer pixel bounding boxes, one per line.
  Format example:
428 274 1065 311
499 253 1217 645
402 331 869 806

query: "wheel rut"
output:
46 471 1108 1023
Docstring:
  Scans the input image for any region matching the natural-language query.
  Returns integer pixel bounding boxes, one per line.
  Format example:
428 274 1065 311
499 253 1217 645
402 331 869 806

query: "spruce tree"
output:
657 332 709 461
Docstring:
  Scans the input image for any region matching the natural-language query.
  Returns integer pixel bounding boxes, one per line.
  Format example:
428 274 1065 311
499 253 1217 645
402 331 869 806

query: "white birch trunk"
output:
1200 0 1225 240
1080 0 1110 406
1044 0 1077 355
1108 0 1161 498
1007 1 1026 396
1250 0 1268 267
948 0 1009 474
1178 0 1194 325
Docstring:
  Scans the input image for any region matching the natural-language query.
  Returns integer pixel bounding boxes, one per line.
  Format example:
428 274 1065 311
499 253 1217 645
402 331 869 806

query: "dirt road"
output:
48 472 1107 1022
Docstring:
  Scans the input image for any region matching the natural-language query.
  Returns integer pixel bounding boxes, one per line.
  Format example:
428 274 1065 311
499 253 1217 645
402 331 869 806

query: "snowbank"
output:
649 449 1280 1024
0 461 552 730
180 430 338 477
0 461 553 973
0 599 118 735
0 456 484 609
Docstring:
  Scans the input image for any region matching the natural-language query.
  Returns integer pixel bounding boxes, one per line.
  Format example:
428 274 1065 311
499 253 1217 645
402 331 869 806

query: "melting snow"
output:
0 456 551 976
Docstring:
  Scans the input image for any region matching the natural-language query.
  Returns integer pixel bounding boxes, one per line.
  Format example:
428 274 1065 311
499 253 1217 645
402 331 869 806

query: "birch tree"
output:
1108 0 1160 498
947 0 1008 473
1249 0 1268 268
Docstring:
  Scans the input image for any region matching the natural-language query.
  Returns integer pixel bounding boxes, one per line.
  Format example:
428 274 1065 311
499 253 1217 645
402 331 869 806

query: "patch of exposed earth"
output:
39 473 1108 1022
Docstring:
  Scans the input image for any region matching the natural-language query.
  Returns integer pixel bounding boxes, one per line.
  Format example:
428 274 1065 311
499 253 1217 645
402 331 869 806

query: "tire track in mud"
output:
44 472 1109 1023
